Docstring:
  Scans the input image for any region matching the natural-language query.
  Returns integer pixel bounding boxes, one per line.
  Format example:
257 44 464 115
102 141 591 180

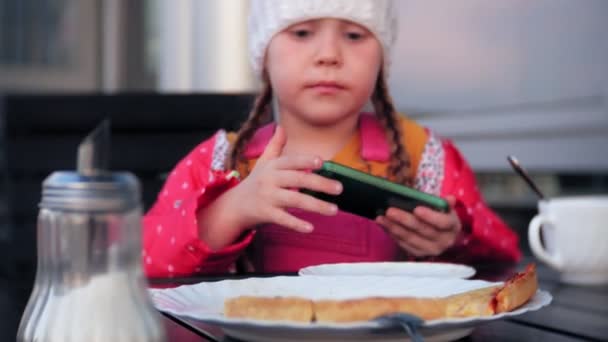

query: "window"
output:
0 0 98 91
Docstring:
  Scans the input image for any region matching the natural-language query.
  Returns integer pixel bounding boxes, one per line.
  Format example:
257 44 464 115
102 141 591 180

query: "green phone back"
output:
305 161 449 219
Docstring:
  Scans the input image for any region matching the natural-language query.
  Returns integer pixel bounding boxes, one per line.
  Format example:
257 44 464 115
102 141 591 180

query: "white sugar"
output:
33 272 157 342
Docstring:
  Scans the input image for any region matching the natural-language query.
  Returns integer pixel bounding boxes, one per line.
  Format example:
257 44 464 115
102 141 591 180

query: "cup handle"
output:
528 215 562 270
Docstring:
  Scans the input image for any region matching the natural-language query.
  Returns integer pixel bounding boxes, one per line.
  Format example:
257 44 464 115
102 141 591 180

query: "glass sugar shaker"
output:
17 121 166 342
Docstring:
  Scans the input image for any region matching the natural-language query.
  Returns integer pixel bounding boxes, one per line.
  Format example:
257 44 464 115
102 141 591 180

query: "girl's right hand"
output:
231 126 343 233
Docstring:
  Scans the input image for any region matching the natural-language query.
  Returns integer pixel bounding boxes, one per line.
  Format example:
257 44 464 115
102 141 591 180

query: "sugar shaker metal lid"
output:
40 120 141 212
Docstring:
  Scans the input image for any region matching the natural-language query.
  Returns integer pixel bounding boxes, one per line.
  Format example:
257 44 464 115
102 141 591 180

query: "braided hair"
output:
371 70 412 185
228 79 273 171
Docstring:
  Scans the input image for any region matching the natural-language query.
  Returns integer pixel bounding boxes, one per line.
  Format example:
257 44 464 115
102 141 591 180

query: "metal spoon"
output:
373 312 424 342
507 155 545 200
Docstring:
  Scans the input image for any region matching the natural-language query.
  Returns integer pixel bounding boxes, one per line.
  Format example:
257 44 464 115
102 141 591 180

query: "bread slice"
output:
495 264 538 313
314 297 398 323
224 296 313 322
391 297 448 320
223 264 539 323
444 285 500 318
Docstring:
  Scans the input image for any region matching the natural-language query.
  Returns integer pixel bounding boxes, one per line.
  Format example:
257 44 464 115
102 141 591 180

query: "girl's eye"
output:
346 32 364 41
292 29 312 38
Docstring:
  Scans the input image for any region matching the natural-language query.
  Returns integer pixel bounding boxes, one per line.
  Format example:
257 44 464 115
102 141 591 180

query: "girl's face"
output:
266 18 382 126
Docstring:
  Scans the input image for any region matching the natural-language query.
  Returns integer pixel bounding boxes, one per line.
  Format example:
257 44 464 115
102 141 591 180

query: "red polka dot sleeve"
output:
142 132 255 278
437 140 522 263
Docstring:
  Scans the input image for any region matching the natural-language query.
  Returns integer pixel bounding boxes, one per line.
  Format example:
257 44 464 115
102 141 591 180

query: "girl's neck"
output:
278 112 359 160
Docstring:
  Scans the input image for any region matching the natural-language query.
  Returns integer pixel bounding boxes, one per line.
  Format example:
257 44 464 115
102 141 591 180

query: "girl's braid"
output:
228 81 273 171
371 71 412 185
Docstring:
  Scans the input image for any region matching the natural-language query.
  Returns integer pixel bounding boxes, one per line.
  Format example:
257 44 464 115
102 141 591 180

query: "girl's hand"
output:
231 126 343 233
375 196 462 257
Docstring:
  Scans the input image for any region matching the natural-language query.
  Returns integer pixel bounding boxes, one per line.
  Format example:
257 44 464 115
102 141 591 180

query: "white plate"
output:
299 262 476 279
150 275 552 342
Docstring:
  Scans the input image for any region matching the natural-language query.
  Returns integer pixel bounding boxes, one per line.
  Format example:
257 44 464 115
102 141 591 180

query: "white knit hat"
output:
248 0 399 77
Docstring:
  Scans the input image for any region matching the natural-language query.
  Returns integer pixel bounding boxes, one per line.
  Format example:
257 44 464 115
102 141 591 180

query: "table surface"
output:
2 258 606 342
150 259 608 342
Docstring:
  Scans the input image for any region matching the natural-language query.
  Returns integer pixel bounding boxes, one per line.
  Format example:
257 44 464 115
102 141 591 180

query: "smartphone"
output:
303 161 449 219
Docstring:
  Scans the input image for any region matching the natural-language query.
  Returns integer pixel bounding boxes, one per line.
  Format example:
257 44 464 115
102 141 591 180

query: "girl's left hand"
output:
376 196 462 258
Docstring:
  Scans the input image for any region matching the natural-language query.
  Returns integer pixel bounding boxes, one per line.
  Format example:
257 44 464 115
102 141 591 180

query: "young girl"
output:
143 0 521 277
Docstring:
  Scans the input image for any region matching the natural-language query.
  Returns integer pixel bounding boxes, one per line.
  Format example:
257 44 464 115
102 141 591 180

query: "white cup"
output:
528 195 608 285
